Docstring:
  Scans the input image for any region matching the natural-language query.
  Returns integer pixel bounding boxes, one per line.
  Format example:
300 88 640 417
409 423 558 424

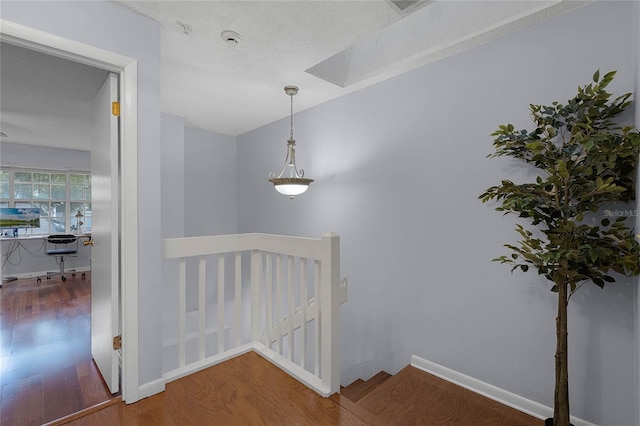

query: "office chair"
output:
38 234 79 282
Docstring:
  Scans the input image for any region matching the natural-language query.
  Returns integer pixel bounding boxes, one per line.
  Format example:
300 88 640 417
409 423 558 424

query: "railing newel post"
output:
320 232 340 394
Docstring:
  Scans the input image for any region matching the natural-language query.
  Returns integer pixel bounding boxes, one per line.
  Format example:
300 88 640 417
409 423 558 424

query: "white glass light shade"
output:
269 176 314 199
274 182 310 196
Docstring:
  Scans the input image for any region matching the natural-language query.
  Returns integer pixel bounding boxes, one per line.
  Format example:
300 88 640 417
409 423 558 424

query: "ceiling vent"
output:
221 30 242 46
388 0 431 15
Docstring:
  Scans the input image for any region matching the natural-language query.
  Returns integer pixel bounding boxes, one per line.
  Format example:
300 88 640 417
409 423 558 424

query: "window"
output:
0 168 91 234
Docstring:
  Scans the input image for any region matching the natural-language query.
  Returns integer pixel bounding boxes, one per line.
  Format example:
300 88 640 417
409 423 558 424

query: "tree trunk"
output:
554 281 570 426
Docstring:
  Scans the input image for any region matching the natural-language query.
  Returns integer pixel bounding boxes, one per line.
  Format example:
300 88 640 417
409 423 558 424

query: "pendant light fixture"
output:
268 85 314 199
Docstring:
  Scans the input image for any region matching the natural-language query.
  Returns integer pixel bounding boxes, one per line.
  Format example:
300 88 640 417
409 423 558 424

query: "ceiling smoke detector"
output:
221 30 242 46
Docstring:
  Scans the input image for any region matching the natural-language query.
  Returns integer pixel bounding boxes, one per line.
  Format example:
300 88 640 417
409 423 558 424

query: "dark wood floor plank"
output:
76 361 113 407
0 374 44 426
43 365 86 423
330 393 390 426
0 274 113 425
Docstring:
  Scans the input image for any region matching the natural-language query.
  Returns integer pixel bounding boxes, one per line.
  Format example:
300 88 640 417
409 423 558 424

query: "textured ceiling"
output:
113 0 408 136
0 1 587 151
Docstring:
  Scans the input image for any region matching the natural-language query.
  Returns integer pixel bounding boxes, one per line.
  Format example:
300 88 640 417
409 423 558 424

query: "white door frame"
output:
0 19 140 403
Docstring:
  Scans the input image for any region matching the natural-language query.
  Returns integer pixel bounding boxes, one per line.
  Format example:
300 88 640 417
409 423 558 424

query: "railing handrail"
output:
163 232 333 260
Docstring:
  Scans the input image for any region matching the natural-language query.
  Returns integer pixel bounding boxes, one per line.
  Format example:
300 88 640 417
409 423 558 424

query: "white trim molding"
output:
410 355 597 426
138 378 166 401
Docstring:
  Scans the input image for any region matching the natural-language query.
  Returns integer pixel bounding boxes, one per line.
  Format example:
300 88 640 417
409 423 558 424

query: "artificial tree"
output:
479 70 640 426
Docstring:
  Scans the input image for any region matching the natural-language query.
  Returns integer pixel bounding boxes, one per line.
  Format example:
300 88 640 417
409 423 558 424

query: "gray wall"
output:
161 113 185 240
160 115 238 348
237 2 638 425
1 142 91 170
160 116 238 238
160 113 185 336
1 0 164 391
184 126 238 236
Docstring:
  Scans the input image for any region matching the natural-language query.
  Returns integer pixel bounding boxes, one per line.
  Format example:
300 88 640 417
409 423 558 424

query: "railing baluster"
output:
178 258 186 367
198 256 206 360
276 253 283 355
234 252 242 347
287 255 295 361
250 250 263 342
266 253 273 348
217 255 225 352
300 257 308 370
314 259 320 377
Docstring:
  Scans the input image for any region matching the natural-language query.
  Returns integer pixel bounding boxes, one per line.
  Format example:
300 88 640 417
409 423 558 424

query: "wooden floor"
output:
62 351 543 426
65 351 369 426
0 273 114 425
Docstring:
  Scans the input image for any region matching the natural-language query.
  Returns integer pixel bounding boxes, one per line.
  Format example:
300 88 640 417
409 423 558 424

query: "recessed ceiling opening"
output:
388 0 431 15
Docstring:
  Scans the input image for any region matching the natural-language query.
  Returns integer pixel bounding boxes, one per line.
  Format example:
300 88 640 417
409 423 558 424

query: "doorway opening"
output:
0 21 140 411
0 43 119 423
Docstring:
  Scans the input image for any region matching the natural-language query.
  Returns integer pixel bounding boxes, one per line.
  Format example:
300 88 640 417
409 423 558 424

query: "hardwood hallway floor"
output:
0 273 114 425
63 350 542 426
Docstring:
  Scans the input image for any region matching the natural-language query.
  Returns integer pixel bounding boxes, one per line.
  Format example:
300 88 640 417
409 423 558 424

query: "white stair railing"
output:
161 232 347 396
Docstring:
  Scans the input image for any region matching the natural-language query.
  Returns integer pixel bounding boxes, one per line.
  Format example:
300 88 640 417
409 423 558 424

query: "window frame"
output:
0 167 91 235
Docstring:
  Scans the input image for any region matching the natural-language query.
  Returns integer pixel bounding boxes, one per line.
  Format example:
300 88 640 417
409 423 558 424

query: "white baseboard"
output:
2 266 91 281
161 342 331 397
410 354 597 426
138 378 166 400
162 343 254 384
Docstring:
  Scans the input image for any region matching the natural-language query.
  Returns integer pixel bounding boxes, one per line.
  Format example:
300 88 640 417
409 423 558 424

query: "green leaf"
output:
593 277 605 288
558 160 569 178
480 69 640 297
